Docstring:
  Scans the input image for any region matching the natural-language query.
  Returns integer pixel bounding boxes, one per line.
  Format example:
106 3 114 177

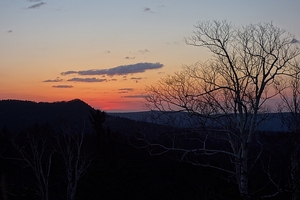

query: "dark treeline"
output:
0 100 299 199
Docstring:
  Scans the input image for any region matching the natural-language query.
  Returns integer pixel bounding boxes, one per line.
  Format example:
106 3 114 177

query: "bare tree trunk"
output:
66 170 78 200
10 125 53 200
292 188 300 200
0 172 8 200
240 145 249 200
55 128 92 200
291 145 300 200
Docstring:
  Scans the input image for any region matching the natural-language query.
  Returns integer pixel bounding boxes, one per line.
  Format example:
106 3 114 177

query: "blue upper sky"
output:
1 0 299 111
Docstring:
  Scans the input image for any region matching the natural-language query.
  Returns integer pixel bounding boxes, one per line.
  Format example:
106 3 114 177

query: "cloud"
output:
61 70 77 76
131 77 142 80
27 2 46 9
43 78 63 82
104 50 111 54
118 88 134 93
61 62 163 77
122 95 149 98
139 49 150 54
166 41 180 45
52 85 73 88
7 30 12 33
143 7 153 13
125 56 135 59
119 88 134 91
67 78 107 82
131 77 142 83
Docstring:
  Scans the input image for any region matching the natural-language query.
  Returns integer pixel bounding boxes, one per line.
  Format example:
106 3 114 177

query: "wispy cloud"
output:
104 50 111 54
52 85 73 88
60 70 77 76
43 78 63 82
27 2 46 9
122 95 149 98
67 78 107 82
61 62 163 76
118 88 134 93
7 30 12 33
125 56 135 59
131 77 142 80
166 41 180 45
131 77 142 83
143 7 153 13
139 49 150 54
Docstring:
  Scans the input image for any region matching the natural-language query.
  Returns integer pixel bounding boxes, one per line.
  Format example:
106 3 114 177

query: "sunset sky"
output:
1 0 300 111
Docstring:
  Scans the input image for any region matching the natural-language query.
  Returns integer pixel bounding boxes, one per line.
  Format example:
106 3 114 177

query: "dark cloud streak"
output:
52 85 73 88
131 77 142 80
143 7 153 13
43 78 63 82
125 56 135 59
118 88 134 93
67 77 107 82
27 2 46 9
60 70 77 76
119 88 134 91
122 95 149 98
61 62 163 77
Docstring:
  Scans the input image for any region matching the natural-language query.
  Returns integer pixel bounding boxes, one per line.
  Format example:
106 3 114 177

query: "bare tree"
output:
54 127 93 200
11 124 54 200
144 21 300 199
269 58 300 200
277 59 300 132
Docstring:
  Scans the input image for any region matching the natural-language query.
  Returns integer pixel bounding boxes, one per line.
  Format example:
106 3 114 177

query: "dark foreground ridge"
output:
0 99 298 199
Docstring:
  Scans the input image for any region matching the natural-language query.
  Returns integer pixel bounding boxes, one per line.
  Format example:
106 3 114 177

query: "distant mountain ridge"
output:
108 111 289 132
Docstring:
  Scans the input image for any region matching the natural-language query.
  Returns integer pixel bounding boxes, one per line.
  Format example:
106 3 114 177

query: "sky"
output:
1 0 300 112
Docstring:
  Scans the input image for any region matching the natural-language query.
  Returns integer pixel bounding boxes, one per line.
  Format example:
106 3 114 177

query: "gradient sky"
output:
1 0 299 111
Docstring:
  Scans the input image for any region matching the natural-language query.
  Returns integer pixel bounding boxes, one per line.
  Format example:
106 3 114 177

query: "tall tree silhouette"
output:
144 20 300 199
90 109 106 135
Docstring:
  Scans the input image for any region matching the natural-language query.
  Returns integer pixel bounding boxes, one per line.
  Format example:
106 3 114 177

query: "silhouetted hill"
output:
0 99 94 133
0 99 171 139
